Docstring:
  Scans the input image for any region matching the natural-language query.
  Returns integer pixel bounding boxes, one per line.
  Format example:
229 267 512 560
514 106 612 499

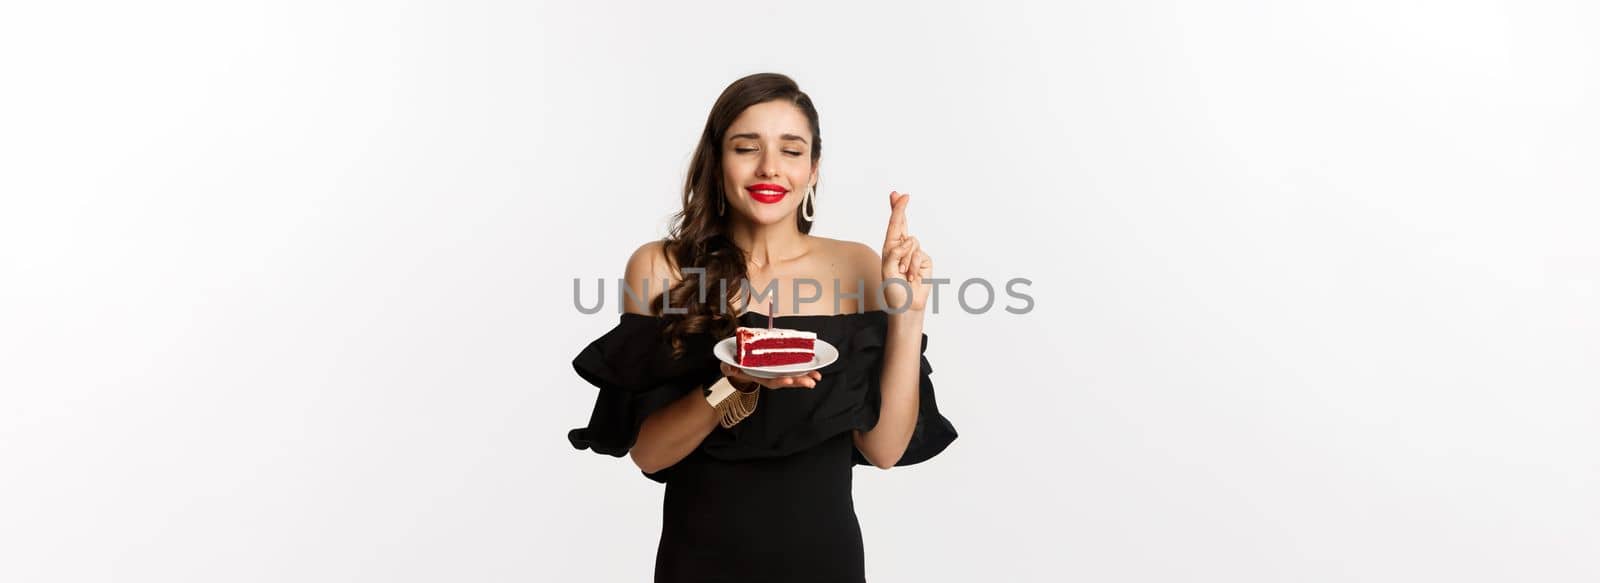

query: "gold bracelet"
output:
719 386 759 428
704 377 760 428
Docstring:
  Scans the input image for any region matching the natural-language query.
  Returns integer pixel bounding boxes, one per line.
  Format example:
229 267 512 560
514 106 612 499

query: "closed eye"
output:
732 146 805 157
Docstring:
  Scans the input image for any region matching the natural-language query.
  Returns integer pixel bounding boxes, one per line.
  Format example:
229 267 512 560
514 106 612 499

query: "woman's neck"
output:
726 218 809 269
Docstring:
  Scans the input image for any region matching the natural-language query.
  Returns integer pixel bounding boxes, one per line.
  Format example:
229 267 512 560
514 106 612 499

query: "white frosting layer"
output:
750 348 813 355
738 326 817 341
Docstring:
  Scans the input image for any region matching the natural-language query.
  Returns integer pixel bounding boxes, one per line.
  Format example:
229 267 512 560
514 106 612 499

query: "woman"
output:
568 72 958 582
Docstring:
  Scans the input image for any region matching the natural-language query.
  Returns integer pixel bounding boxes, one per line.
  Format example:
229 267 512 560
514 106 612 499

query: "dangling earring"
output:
718 192 726 216
801 185 816 222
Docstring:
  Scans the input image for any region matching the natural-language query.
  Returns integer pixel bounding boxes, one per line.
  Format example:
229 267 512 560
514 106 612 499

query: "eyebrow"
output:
727 132 809 145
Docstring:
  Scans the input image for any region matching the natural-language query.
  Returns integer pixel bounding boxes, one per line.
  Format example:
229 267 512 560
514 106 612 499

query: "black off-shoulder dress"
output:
568 310 958 583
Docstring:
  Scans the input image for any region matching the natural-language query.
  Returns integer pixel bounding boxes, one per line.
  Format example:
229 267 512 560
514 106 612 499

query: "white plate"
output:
713 337 839 379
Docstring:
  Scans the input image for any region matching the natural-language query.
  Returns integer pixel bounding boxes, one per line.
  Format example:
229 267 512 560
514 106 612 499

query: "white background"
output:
2 1 1597 581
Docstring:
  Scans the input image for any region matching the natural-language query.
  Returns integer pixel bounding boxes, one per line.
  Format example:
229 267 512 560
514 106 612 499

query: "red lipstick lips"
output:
746 183 788 204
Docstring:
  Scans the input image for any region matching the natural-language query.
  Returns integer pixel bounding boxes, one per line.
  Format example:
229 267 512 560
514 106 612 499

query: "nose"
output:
757 151 780 179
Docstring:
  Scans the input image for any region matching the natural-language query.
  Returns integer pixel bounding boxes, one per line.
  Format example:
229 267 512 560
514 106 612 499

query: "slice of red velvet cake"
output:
736 326 817 367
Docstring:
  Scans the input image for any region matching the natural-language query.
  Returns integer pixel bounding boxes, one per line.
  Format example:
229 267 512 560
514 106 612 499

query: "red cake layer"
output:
736 327 816 367
741 351 814 367
745 337 814 350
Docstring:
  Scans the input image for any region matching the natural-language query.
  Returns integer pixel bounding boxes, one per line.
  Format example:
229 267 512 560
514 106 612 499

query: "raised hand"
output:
880 191 933 314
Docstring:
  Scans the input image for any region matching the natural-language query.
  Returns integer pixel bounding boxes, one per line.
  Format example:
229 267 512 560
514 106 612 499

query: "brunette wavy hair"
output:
654 73 822 358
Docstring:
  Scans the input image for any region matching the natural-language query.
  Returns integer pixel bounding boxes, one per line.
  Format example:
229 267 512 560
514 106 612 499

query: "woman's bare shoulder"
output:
812 236 879 276
809 235 878 265
808 235 883 310
623 239 682 315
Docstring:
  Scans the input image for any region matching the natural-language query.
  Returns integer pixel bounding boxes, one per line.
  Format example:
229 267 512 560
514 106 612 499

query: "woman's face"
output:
721 100 818 226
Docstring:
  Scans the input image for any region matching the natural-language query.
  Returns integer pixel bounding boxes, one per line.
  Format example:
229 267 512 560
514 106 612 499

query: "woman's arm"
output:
852 192 935 469
621 240 818 473
617 241 718 474
853 311 925 469
632 386 723 475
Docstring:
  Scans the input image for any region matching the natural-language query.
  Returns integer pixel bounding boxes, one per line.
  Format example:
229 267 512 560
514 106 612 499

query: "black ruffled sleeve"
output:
844 313 959 467
567 313 720 459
